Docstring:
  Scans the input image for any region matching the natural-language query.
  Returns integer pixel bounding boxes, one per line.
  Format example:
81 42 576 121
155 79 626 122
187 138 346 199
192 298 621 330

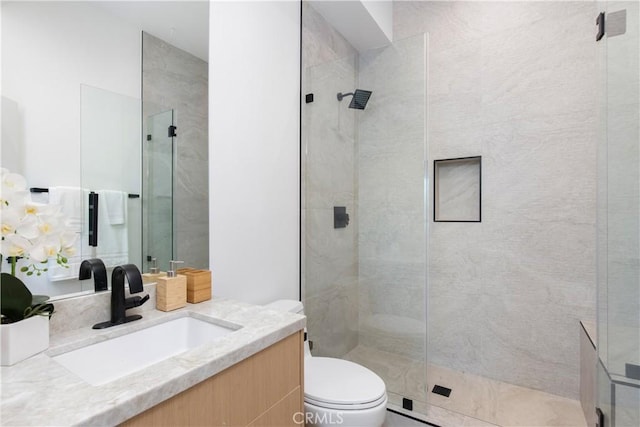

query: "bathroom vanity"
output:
0 296 305 426
124 332 303 426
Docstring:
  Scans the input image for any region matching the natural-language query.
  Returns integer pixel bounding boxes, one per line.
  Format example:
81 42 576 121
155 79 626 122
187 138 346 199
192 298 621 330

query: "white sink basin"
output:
53 316 240 386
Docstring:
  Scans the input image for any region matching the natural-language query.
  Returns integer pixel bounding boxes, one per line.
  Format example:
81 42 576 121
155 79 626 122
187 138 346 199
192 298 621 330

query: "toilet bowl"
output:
265 300 388 427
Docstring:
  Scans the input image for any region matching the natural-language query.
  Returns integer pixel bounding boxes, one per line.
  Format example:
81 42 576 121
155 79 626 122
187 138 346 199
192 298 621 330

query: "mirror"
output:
1 1 209 299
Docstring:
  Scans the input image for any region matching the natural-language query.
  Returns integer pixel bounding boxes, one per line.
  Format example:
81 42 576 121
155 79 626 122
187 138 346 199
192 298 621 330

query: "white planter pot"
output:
1 315 50 366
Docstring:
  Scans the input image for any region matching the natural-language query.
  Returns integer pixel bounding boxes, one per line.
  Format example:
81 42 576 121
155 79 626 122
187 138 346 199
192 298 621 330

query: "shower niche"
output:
434 156 481 222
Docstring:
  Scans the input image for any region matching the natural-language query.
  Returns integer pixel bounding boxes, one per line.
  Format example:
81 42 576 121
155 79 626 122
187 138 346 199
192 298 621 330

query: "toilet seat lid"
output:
305 357 386 409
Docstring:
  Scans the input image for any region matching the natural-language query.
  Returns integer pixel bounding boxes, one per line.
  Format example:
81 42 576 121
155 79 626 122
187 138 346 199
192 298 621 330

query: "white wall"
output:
309 0 392 52
1 1 140 186
362 0 393 41
209 1 301 304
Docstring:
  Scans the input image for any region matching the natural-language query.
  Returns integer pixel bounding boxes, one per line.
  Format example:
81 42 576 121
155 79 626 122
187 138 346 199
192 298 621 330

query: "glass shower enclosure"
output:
302 32 429 411
596 2 640 426
142 108 176 273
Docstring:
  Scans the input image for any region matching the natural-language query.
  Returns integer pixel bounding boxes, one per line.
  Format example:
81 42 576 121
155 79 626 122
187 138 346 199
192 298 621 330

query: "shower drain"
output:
432 385 452 397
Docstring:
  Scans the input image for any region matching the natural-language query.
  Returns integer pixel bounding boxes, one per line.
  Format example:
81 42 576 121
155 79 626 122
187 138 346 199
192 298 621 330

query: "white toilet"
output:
266 300 388 427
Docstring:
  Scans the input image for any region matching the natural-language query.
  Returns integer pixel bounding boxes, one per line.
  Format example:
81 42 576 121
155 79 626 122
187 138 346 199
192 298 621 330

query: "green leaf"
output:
20 266 28 272
0 273 33 322
24 302 54 319
26 271 33 276
61 257 68 263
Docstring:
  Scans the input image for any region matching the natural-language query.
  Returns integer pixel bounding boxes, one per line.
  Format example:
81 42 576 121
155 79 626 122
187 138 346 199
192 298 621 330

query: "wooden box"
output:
177 268 212 303
156 275 187 311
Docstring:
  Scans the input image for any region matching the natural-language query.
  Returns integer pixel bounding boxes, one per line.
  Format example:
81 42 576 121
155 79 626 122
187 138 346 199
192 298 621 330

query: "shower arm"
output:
337 92 354 101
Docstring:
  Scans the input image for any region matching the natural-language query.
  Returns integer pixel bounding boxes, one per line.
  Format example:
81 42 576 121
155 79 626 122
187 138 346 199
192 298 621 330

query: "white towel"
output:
48 186 83 232
101 190 126 225
48 187 90 282
95 190 128 268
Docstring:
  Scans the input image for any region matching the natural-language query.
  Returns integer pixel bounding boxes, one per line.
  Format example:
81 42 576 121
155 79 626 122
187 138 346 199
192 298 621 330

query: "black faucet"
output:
78 258 108 292
93 264 149 329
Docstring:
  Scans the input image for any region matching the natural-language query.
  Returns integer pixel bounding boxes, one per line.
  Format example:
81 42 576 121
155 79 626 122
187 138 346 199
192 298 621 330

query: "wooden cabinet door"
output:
123 331 303 427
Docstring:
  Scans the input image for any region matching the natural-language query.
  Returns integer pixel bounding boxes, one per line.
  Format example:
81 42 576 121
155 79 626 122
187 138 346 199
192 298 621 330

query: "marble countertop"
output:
0 298 305 426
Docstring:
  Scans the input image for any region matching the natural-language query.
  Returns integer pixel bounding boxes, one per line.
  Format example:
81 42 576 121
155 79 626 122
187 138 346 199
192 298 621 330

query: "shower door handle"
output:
88 192 98 247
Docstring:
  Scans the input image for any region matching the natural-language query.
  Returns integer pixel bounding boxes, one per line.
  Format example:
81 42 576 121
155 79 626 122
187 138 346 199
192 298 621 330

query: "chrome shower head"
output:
337 89 372 110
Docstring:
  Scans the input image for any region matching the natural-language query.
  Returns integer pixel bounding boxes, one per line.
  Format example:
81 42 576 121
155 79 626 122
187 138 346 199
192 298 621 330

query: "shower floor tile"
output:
344 345 587 427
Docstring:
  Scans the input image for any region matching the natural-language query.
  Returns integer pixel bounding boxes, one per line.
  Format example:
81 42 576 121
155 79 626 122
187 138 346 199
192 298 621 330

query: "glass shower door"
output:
302 33 428 411
353 34 429 411
143 109 174 272
597 2 640 426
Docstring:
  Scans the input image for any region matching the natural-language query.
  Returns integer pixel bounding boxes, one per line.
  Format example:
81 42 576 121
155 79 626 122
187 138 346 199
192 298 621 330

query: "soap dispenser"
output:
156 260 186 312
142 258 166 284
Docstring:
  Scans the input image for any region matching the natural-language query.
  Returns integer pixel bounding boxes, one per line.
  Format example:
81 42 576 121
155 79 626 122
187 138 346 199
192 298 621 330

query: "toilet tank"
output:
265 299 310 357
265 299 304 314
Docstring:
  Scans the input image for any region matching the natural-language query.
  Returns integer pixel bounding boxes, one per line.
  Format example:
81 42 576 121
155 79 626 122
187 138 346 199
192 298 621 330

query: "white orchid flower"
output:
23 202 54 217
61 245 76 257
15 215 40 240
1 174 27 206
59 230 78 258
1 209 21 236
60 230 78 247
1 169 77 274
2 234 33 257
0 187 28 209
36 214 61 235
2 172 27 192
29 235 62 263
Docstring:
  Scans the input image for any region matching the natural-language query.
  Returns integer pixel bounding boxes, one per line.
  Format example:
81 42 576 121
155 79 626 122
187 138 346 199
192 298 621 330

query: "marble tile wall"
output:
142 33 209 270
302 3 360 358
394 2 598 399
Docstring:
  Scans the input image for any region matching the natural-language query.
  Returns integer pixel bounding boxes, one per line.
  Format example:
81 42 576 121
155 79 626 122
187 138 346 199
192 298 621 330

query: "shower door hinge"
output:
625 363 640 380
596 12 605 41
168 125 177 137
334 206 349 228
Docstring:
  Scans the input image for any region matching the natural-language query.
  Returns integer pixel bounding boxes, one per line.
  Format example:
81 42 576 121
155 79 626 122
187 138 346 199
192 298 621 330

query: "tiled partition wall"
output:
142 33 209 270
302 3 360 357
395 2 598 399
